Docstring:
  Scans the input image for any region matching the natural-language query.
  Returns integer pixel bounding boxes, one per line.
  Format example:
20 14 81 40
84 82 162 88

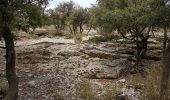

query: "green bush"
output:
66 33 84 41
88 34 119 43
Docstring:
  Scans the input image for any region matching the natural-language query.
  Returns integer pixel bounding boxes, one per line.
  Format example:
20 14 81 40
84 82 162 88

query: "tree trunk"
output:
140 42 147 59
163 27 168 53
73 25 77 34
87 25 92 36
68 25 73 34
2 26 18 100
135 35 149 67
140 35 149 59
160 39 170 100
80 24 83 33
151 26 156 38
135 39 141 67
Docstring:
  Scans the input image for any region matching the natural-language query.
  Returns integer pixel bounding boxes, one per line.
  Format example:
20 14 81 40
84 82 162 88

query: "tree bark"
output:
160 39 170 100
73 25 77 34
79 24 83 33
140 35 149 59
135 35 149 67
163 27 168 53
135 40 141 67
151 26 156 38
68 25 73 34
2 26 18 100
87 25 92 36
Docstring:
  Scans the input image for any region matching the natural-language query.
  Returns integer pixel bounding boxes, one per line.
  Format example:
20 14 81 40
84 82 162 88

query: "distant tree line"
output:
45 1 91 34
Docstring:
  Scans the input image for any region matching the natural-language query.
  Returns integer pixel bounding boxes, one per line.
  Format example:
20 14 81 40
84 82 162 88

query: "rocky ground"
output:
0 35 163 100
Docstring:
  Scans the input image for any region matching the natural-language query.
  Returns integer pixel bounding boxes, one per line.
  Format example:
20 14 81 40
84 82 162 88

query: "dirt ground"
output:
0 35 166 100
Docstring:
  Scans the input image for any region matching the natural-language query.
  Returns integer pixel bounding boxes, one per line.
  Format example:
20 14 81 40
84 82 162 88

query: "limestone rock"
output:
82 49 118 59
118 79 126 83
28 81 36 87
76 59 132 79
35 28 48 36
58 51 82 57
119 87 142 100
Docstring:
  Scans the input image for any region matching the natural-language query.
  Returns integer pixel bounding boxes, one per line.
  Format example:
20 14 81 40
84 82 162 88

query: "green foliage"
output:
13 15 29 31
26 4 44 30
97 0 128 10
94 0 157 35
45 1 92 34
46 1 75 33
0 0 50 33
93 0 168 63
91 8 116 33
0 0 50 99
67 7 90 34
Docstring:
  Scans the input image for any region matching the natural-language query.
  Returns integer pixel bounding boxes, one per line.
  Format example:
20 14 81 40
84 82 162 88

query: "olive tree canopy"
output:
0 0 50 100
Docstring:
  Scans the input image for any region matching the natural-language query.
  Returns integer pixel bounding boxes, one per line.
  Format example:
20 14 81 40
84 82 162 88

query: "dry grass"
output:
75 79 95 100
44 25 64 36
88 34 118 44
74 62 169 100
104 87 121 100
12 31 40 40
127 61 170 100
66 33 84 41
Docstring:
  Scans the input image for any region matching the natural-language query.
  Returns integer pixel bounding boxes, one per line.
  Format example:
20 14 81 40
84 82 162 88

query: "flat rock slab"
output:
0 37 75 47
82 49 118 59
76 59 132 79
82 49 133 60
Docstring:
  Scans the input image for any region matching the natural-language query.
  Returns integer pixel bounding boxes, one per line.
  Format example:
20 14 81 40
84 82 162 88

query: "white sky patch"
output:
46 0 96 9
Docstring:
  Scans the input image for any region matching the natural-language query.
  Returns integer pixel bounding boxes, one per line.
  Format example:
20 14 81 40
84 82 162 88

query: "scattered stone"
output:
0 36 162 100
28 81 36 87
120 87 142 100
76 59 132 79
82 49 118 59
58 51 82 57
28 74 33 77
118 79 126 83
148 38 159 44
25 70 30 73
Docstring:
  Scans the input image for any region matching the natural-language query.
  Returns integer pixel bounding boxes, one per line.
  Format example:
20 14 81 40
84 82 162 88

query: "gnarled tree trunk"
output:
79 23 83 33
86 25 92 36
163 27 168 53
2 26 18 100
135 35 149 67
160 39 170 100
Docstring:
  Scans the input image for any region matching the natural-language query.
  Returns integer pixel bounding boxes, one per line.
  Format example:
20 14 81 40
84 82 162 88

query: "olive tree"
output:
93 0 157 66
67 7 90 34
13 1 48 32
0 0 50 100
148 0 170 52
26 4 45 31
13 13 29 32
46 1 75 34
114 7 152 66
55 1 75 30
160 0 170 99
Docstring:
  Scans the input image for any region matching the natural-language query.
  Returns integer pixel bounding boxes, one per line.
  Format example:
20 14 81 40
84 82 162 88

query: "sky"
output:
47 0 97 9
